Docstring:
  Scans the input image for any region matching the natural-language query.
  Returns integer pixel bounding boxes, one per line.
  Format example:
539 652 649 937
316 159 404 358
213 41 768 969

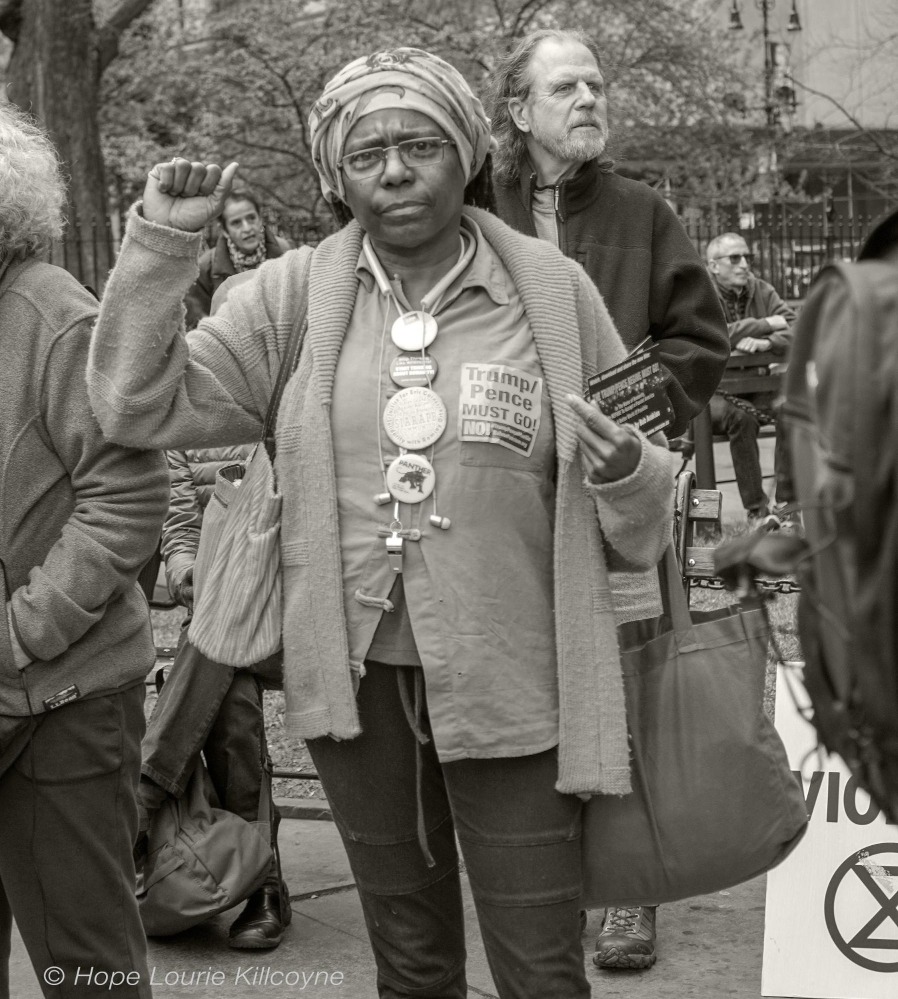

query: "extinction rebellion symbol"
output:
824 843 898 972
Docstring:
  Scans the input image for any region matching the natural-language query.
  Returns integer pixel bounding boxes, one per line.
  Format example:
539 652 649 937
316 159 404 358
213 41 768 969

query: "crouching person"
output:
0 104 168 998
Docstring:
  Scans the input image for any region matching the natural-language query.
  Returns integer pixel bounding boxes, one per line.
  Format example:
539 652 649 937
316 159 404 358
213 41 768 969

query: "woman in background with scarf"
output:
184 186 292 329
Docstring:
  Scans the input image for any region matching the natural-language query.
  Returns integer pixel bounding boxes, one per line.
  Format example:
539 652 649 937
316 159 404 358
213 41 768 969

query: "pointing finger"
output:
565 394 619 438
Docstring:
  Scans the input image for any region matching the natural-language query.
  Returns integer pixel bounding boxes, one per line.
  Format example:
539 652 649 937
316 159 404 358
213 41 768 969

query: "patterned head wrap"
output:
309 48 491 204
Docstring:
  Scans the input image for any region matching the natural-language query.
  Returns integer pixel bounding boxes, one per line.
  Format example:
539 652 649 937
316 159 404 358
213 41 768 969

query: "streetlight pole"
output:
729 0 802 127
760 0 776 127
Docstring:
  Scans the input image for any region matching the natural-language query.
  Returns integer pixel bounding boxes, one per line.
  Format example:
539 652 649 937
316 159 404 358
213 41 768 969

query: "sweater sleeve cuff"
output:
6 601 34 670
164 551 196 595
126 203 206 260
585 430 670 500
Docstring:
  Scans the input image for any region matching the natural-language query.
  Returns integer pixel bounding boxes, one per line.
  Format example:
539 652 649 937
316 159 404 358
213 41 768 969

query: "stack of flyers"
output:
586 343 674 436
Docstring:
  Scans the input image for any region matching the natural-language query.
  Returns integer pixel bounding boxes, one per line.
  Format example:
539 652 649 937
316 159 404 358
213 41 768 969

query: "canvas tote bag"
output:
188 252 310 667
581 547 808 907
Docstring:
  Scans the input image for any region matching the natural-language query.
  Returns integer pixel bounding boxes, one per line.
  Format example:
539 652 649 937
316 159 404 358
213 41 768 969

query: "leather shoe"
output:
228 881 291 950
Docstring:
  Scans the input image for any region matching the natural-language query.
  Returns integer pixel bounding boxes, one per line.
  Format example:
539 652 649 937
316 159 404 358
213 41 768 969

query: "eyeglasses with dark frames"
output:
339 137 456 180
714 252 754 266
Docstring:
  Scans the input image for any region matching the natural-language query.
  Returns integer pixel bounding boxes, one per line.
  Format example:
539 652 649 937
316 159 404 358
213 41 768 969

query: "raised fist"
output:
143 158 239 232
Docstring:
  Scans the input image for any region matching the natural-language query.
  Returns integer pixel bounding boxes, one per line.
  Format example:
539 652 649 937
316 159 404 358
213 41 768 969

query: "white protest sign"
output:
763 665 898 998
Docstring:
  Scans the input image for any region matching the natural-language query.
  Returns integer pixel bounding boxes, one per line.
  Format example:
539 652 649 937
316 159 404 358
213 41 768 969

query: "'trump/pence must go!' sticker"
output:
458 363 542 457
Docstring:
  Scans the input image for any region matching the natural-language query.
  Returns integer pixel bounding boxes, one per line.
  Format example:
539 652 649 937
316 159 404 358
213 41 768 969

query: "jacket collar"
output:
0 255 28 296
305 210 589 463
515 157 608 222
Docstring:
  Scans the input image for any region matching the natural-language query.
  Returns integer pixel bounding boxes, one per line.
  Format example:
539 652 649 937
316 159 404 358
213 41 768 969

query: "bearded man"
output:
488 29 728 439
487 28 731 972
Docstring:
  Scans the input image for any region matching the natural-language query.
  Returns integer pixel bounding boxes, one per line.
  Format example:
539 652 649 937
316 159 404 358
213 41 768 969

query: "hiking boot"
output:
772 504 803 536
747 504 779 532
593 905 657 970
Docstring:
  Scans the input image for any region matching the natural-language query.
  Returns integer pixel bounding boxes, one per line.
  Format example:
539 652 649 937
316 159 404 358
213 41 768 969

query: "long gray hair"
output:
486 29 604 187
0 103 66 261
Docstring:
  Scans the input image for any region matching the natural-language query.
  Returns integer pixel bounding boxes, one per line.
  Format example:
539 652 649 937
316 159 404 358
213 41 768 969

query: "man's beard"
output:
530 117 608 164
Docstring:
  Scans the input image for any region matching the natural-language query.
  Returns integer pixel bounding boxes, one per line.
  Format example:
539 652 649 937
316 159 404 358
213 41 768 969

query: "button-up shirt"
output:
329 217 559 760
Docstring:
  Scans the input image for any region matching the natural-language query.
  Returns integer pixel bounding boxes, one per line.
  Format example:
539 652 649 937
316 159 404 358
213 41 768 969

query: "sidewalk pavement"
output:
9 798 769 998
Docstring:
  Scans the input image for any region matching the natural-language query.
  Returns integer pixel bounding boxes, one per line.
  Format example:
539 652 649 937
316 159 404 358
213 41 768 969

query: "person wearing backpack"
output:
780 206 898 823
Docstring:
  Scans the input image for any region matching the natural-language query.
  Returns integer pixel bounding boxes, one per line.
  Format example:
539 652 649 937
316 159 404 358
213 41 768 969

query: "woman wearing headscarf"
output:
88 48 673 998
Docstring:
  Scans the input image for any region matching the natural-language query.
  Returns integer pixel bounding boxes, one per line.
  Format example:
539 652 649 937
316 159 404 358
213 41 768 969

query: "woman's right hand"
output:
143 158 240 232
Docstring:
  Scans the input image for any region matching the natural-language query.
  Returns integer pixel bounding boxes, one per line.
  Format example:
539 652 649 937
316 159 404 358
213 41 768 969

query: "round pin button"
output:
391 311 438 352
389 352 439 388
386 453 435 503
382 387 447 450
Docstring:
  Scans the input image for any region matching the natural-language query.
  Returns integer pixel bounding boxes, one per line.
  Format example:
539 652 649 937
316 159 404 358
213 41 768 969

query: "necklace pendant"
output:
390 352 439 387
391 311 438 352
382 386 447 450
385 453 435 503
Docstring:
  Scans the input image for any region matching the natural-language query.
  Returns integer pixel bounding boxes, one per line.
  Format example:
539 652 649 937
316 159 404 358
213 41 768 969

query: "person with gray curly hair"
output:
0 102 168 998
0 105 66 261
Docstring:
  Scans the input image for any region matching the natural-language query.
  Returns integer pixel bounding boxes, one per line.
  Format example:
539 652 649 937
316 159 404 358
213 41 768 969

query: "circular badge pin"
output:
389 352 439 388
382 387 447 450
386 453 435 503
391 311 438 352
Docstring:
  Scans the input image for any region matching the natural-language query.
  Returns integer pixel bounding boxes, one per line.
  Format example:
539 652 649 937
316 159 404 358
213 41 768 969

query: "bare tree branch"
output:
791 75 898 163
97 0 157 73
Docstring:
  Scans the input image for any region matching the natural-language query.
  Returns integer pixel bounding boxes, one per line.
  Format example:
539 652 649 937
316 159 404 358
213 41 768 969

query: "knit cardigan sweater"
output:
88 206 673 796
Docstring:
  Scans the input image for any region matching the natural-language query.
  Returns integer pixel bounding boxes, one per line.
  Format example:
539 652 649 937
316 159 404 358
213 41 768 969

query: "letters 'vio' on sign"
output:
763 666 898 999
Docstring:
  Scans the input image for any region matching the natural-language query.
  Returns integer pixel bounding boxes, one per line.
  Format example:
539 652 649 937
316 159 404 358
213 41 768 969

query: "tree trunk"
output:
5 0 110 288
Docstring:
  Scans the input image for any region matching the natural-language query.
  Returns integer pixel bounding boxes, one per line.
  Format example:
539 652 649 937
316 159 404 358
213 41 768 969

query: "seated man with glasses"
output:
706 232 797 528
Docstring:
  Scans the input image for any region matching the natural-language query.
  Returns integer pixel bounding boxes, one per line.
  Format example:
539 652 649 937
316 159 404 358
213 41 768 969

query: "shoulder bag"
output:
581 546 808 907
188 255 310 667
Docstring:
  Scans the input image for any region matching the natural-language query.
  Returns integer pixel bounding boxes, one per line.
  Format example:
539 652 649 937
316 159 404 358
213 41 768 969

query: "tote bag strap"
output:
658 544 693 633
261 249 312 459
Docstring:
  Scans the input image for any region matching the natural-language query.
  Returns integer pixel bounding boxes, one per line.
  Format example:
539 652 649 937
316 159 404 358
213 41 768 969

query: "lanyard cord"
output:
365 232 475 525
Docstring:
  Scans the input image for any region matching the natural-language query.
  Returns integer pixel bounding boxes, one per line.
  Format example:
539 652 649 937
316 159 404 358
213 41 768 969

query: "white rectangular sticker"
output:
458 363 542 457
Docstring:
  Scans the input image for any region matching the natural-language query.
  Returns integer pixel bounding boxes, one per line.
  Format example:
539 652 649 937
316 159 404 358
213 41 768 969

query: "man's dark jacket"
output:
494 161 729 436
714 272 796 351
184 229 291 330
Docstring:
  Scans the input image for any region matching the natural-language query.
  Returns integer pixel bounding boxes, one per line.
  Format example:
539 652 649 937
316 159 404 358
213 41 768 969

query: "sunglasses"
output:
714 253 754 266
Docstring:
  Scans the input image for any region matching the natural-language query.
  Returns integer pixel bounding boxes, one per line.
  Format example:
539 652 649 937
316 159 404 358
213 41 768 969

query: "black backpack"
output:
781 208 898 823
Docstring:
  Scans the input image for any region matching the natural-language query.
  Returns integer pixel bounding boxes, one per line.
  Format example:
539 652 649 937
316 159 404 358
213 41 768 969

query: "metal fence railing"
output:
54 199 896 300
679 203 892 301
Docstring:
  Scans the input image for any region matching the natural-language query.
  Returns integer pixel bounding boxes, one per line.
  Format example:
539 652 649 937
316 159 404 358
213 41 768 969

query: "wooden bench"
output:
692 350 785 490
674 469 723 600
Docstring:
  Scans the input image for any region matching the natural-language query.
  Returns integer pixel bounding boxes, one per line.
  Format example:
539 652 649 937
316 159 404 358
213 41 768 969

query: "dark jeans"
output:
307 662 589 999
709 393 794 512
0 685 150 999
